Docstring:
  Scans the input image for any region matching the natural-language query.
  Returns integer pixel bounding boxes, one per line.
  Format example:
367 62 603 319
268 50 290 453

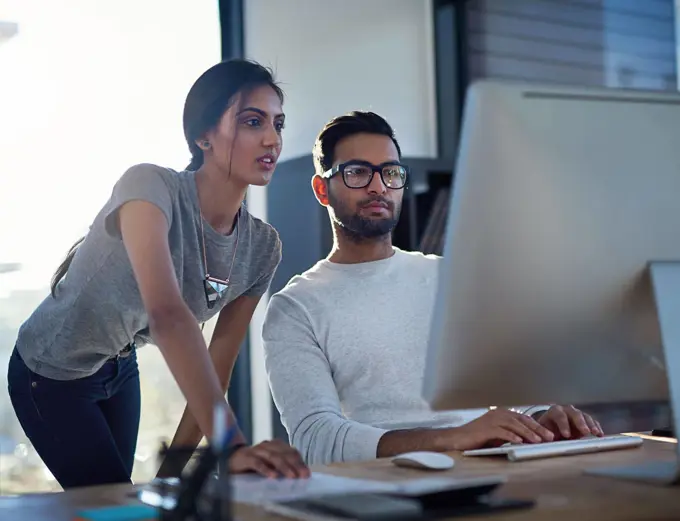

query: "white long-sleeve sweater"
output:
262 248 545 465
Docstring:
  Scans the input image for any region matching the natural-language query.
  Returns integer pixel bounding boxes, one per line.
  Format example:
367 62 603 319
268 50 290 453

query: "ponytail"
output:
186 142 204 171
50 236 85 297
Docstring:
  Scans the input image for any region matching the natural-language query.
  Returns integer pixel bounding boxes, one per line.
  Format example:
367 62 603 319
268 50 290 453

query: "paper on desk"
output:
138 473 397 509
233 472 507 505
231 472 397 505
138 473 507 509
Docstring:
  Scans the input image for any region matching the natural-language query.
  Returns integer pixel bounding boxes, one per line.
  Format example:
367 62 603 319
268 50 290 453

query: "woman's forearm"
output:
157 398 245 478
152 305 247 477
150 304 227 441
169 401 245 450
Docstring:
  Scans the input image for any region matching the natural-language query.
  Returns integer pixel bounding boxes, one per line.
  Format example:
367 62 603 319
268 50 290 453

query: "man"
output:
262 111 603 465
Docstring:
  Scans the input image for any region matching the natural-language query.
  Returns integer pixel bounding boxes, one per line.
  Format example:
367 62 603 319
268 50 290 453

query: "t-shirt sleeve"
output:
104 163 174 238
244 231 282 298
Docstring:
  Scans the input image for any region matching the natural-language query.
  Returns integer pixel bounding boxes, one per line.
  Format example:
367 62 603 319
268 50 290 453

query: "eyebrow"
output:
237 106 285 119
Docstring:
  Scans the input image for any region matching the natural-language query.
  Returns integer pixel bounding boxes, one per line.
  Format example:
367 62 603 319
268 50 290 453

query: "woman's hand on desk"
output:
229 439 310 479
535 405 603 440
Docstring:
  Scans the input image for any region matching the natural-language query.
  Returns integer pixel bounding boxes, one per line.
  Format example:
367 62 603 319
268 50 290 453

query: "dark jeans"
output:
7 347 141 489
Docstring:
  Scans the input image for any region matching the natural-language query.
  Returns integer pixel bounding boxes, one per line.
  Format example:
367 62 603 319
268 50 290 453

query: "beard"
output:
328 191 402 242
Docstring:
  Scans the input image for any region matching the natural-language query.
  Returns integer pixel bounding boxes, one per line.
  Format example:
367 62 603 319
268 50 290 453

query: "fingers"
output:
250 458 279 479
252 441 310 479
542 405 602 439
287 446 311 477
482 407 602 447
544 405 572 438
491 426 524 445
270 440 310 478
252 446 299 479
505 418 545 443
564 406 591 437
487 409 553 443
232 450 278 478
228 441 310 479
584 413 604 437
514 414 555 442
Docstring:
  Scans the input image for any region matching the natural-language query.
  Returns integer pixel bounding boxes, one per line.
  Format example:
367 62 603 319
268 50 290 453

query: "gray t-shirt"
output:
16 163 281 380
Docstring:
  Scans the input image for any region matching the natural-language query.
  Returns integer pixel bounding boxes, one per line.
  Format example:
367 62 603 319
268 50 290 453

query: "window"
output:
0 0 220 493
466 0 678 91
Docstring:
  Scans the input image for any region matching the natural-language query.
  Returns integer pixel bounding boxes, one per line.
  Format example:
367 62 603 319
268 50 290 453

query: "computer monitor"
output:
423 80 680 485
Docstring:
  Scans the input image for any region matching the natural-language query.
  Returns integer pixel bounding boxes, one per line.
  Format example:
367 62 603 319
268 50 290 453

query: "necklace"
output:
200 209 240 309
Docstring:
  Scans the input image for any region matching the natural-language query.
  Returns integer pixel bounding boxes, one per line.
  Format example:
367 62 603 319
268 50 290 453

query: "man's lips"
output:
362 201 389 210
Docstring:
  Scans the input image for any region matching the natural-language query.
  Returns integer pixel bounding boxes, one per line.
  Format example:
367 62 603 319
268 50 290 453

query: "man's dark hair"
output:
312 111 402 176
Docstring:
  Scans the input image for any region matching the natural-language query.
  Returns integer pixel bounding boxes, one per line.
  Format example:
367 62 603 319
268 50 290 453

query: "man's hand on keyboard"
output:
535 405 603 440
450 408 555 450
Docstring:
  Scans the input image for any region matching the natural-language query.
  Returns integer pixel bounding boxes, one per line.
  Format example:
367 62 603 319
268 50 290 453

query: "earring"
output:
200 140 210 149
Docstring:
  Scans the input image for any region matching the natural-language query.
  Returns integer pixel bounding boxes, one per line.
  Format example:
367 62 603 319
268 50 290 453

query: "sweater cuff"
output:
342 423 389 462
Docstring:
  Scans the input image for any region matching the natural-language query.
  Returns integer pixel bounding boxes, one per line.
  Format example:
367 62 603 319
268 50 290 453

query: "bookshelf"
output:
393 158 454 256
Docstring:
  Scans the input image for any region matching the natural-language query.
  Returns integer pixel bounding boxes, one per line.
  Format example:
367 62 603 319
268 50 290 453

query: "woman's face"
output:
202 84 285 187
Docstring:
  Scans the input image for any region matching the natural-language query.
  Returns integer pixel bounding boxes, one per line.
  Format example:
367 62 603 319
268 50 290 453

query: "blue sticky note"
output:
75 504 159 521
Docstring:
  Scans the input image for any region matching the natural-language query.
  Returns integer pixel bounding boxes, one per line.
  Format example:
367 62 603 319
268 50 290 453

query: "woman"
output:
7 59 309 489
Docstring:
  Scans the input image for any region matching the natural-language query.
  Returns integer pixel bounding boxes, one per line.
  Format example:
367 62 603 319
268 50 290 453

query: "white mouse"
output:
391 451 455 471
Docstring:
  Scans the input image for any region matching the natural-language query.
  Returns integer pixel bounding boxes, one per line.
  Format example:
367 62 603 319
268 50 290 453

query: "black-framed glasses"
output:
321 160 409 190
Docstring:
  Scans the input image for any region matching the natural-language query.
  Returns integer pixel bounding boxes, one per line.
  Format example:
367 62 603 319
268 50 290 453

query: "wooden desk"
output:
1 439 677 521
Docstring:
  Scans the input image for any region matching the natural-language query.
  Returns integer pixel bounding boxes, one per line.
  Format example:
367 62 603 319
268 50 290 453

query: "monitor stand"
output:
586 262 680 486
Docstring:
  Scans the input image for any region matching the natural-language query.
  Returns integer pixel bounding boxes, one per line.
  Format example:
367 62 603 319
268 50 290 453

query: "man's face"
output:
326 133 405 241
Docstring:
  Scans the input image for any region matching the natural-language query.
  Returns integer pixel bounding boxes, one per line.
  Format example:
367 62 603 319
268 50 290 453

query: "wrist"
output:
433 427 464 452
226 442 248 459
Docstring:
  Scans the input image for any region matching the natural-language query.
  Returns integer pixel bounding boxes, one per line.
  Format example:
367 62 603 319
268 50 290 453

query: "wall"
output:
243 0 438 442
466 0 677 90
244 0 437 162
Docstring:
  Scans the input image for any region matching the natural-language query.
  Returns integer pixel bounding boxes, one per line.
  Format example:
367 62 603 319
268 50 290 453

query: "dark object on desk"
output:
652 427 675 438
266 480 534 520
153 442 234 521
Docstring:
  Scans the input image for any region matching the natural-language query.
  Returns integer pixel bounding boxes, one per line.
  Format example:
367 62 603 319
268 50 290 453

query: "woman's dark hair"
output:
50 236 85 296
312 110 402 176
50 59 283 297
184 58 284 170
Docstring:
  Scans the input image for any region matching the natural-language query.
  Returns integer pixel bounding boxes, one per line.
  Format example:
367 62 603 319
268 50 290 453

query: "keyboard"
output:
463 435 643 462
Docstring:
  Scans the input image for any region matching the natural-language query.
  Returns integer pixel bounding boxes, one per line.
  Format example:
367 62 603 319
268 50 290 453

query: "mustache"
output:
358 196 393 209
